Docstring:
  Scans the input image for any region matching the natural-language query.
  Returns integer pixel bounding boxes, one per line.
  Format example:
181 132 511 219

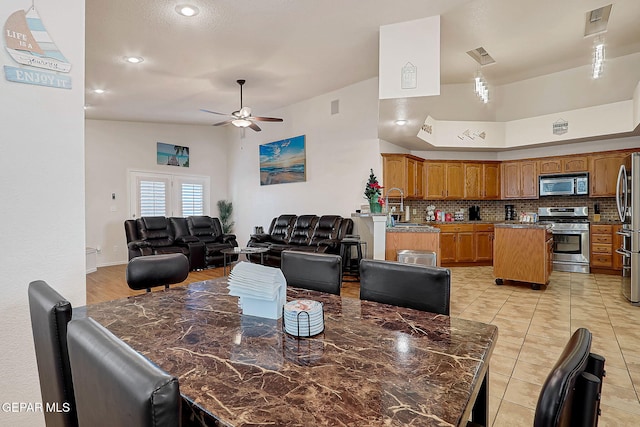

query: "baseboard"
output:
97 261 128 268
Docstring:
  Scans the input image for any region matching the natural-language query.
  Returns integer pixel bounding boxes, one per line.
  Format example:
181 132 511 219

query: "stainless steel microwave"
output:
539 174 589 197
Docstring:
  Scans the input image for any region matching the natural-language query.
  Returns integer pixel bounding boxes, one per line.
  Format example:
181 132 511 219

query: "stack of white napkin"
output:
228 262 286 319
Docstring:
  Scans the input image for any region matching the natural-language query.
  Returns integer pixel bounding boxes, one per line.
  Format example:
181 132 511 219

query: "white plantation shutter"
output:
130 171 210 218
181 183 204 216
139 180 167 216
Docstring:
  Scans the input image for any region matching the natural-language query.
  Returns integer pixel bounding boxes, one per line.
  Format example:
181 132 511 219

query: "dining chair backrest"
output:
359 259 451 315
281 250 342 295
126 253 189 292
67 317 182 427
534 327 604 427
27 280 78 427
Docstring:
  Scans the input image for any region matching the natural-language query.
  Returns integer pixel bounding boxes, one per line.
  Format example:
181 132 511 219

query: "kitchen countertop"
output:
494 223 551 229
386 225 440 232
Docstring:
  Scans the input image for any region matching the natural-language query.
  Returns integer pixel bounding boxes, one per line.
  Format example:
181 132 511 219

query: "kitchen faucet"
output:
385 188 404 213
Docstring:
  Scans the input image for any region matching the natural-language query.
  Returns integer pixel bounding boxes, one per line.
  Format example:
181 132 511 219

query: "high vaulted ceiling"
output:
85 0 640 148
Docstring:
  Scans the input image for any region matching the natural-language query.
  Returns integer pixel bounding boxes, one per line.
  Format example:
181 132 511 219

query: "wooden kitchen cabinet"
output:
590 224 623 274
434 224 474 265
589 152 627 197
381 154 425 199
474 224 494 262
425 161 468 200
501 160 538 199
539 156 588 174
464 162 500 200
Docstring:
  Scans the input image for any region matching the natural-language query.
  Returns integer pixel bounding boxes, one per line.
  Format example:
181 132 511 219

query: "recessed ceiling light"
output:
93 89 105 94
175 5 199 17
123 56 144 64
395 119 408 126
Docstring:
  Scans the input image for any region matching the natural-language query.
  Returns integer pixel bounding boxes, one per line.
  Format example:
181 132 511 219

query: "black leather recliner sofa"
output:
125 216 238 270
247 214 353 267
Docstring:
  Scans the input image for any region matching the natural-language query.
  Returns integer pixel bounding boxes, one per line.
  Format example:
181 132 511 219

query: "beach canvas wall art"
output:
157 142 189 167
259 135 306 185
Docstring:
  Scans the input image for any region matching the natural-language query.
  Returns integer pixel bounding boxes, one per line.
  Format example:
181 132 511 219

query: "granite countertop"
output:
386 225 440 232
82 278 497 426
494 222 551 229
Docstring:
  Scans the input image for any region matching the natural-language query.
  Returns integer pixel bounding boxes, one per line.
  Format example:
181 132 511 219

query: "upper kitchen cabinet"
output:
589 152 627 197
464 162 500 200
501 160 538 199
425 162 464 200
381 154 425 199
539 156 588 174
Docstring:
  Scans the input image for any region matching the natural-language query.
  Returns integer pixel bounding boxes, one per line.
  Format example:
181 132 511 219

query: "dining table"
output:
79 277 498 427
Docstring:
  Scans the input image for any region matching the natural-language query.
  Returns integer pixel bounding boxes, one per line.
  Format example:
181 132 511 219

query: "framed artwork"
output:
157 142 189 167
259 135 306 185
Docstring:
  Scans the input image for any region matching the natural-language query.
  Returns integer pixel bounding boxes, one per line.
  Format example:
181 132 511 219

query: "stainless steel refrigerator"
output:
616 152 640 304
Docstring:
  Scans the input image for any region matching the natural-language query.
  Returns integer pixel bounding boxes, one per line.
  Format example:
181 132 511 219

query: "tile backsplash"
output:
391 196 618 223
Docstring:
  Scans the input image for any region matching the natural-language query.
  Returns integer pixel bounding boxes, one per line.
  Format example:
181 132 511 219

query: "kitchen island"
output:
493 223 553 290
386 225 440 265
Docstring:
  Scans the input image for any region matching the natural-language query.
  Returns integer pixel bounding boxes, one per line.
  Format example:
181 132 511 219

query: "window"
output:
129 171 209 218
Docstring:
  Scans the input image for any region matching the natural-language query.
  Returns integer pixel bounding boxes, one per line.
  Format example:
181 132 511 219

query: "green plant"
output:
364 169 383 203
217 200 234 233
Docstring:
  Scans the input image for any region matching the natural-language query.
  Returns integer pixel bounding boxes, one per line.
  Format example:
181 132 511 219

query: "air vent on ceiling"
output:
466 47 495 66
584 4 612 37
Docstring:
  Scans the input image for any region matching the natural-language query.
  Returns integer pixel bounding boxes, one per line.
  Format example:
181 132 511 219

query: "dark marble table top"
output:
82 278 497 427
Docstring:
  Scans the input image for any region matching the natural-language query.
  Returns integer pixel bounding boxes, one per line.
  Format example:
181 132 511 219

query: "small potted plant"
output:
364 169 384 213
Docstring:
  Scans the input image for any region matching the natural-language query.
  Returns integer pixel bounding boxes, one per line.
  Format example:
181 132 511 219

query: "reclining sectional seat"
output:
183 216 238 267
125 215 238 270
247 214 353 267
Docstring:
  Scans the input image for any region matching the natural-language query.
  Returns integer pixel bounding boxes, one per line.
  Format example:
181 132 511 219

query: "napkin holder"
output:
239 284 285 320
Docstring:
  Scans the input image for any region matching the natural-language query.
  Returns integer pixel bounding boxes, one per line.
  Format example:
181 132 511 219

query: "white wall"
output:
85 120 230 266
228 78 383 247
0 1 85 426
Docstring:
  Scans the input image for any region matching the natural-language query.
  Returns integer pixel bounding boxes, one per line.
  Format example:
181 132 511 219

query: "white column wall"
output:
227 78 383 248
0 1 85 426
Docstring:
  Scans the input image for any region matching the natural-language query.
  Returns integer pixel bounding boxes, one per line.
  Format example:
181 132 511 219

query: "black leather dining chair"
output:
281 250 342 295
126 253 190 292
359 259 451 315
533 327 605 427
67 317 182 427
27 280 78 427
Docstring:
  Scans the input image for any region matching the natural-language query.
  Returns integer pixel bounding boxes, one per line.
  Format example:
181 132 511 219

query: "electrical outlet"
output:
412 208 417 215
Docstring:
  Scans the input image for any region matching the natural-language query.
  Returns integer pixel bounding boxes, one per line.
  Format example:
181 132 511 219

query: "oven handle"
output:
616 230 631 238
616 248 632 257
550 230 588 235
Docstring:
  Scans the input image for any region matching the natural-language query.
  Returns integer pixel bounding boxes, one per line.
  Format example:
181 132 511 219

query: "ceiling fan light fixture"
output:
592 38 605 79
175 5 199 17
232 119 252 128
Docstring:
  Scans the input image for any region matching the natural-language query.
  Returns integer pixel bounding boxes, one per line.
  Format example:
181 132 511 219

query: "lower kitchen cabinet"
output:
385 231 440 266
435 223 493 266
590 224 623 274
494 225 552 289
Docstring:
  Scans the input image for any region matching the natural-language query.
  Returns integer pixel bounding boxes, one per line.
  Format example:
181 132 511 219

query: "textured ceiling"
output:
85 0 640 148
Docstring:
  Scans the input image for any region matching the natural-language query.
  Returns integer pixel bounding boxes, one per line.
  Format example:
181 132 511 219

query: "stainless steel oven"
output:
538 207 590 273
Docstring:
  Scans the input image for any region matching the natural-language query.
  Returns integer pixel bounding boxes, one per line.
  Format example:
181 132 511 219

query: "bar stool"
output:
340 235 366 281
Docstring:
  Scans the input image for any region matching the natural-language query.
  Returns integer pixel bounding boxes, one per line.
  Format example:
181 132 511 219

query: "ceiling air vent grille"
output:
585 4 612 37
466 47 495 66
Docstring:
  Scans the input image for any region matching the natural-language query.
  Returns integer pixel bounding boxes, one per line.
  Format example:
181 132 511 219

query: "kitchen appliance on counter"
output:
469 206 481 221
538 206 590 273
504 204 516 221
616 152 640 304
539 173 589 197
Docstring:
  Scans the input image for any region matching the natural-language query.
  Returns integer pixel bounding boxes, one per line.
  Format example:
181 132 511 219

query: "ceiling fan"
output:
200 79 283 132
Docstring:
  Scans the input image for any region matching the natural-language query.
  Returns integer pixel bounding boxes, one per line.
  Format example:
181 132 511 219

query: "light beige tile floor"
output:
448 266 640 426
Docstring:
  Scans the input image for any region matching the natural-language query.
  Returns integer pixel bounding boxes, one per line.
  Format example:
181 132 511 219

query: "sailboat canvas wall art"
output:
259 135 306 186
157 143 189 167
3 4 72 89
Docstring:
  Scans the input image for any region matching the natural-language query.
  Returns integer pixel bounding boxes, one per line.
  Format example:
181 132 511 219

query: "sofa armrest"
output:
249 233 272 243
221 234 237 244
175 235 200 244
127 240 151 250
316 239 340 250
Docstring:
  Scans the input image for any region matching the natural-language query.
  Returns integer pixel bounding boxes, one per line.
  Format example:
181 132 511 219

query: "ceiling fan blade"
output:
212 119 234 126
251 116 283 122
200 108 231 116
248 122 262 132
